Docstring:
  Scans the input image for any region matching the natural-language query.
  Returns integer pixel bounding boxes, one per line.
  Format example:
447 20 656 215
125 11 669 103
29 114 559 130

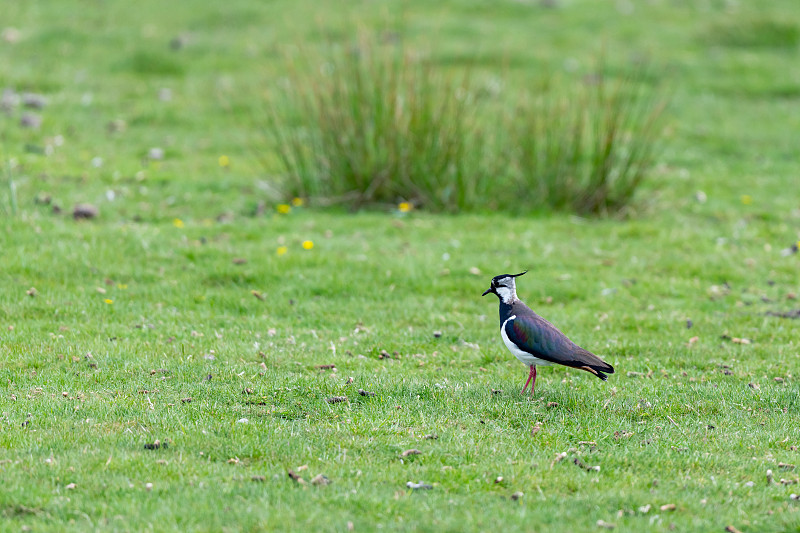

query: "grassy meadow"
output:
2 0 800 531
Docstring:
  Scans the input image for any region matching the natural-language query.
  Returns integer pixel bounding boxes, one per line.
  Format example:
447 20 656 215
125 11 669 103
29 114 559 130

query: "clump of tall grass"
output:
261 36 666 216
508 67 667 215
264 39 484 212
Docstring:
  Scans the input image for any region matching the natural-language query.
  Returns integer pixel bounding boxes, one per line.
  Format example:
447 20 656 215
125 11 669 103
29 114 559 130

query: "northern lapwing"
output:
482 271 614 395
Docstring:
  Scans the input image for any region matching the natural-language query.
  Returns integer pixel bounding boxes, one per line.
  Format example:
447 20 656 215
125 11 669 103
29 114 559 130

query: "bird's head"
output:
482 271 526 303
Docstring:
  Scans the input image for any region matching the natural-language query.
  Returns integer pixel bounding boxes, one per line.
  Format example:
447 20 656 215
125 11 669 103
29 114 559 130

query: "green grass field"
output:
2 1 800 531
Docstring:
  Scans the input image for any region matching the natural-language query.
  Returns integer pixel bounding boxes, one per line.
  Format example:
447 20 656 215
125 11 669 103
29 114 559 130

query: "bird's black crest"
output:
491 271 527 284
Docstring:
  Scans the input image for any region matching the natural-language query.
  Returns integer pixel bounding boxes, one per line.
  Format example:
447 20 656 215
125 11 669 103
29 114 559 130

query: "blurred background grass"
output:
2 0 799 218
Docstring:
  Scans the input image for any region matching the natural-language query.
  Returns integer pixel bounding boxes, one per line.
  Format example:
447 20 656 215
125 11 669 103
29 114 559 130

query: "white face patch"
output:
492 277 518 304
494 285 516 303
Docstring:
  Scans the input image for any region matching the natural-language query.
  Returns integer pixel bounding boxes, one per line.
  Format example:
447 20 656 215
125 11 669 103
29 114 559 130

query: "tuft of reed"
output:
509 65 667 215
264 37 483 212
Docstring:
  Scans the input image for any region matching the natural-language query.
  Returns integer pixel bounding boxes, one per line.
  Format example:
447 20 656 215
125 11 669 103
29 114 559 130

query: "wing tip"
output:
577 361 614 381
597 362 614 381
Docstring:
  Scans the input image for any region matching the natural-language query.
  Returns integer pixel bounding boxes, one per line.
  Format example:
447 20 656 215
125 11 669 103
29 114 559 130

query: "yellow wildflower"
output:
398 202 412 213
740 195 752 205
117 284 128 290
104 299 113 304
218 155 230 167
276 246 288 256
291 197 304 207
276 204 291 214
302 240 314 250
173 218 185 228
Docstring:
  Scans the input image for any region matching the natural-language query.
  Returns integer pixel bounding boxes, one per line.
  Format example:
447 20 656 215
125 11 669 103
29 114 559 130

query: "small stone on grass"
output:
400 449 422 457
311 474 331 486
72 203 98 219
326 396 348 404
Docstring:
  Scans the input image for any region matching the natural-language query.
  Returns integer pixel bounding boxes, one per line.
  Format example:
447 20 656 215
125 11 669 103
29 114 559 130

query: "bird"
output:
482 271 614 396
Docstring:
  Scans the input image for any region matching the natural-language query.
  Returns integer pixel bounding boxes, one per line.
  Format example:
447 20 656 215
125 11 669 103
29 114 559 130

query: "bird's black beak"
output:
482 287 494 296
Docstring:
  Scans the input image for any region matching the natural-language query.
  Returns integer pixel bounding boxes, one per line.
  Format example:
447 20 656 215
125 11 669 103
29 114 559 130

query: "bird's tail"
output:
577 365 613 381
571 349 614 381
594 370 611 381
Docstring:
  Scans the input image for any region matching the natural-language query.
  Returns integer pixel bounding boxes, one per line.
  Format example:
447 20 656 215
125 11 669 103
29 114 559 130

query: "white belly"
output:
501 315 553 367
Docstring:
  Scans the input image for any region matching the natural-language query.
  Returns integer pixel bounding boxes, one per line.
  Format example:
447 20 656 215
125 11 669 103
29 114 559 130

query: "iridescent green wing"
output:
505 314 571 364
